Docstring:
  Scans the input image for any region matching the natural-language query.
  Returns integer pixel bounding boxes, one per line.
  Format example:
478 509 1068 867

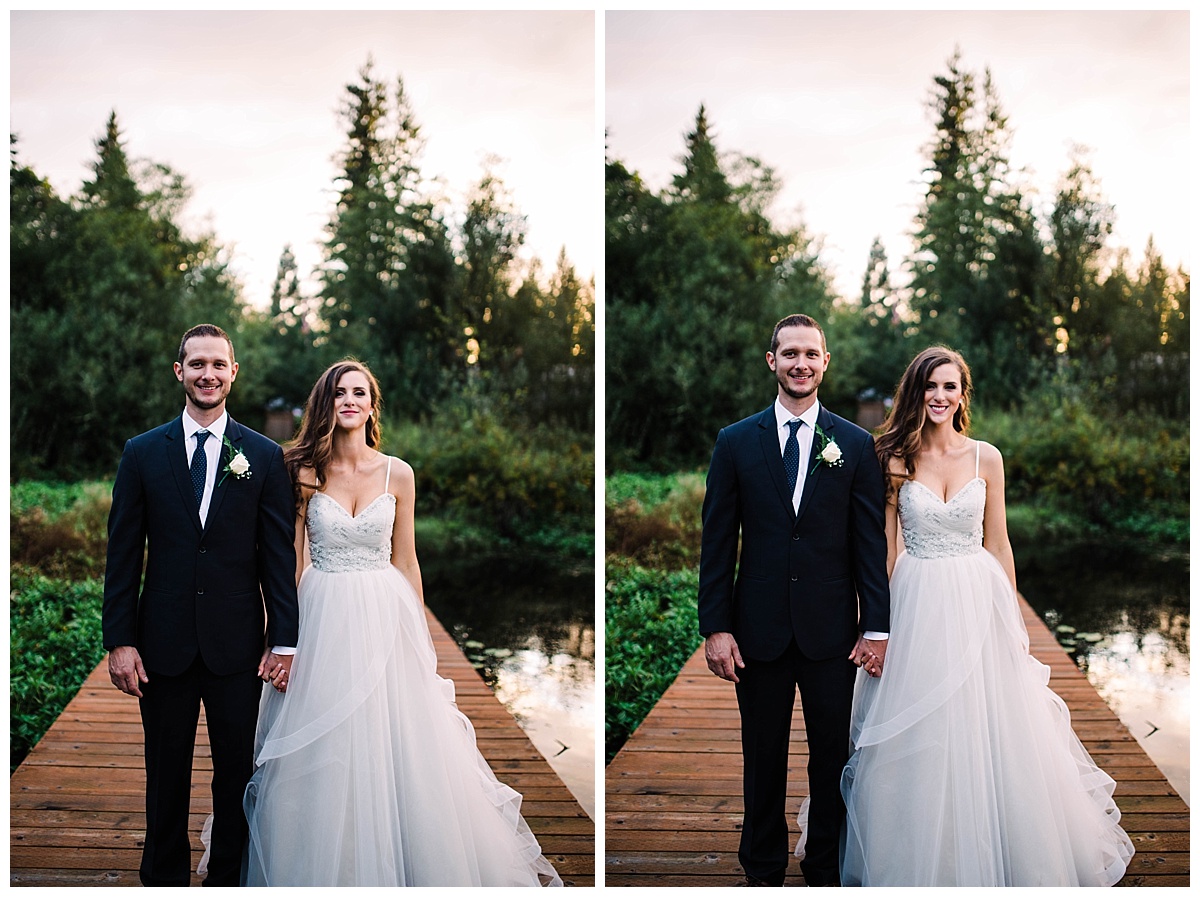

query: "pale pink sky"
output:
606 10 1189 301
10 10 597 307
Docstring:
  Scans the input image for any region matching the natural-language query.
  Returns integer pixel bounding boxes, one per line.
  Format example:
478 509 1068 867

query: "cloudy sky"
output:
10 10 597 307
606 10 1189 300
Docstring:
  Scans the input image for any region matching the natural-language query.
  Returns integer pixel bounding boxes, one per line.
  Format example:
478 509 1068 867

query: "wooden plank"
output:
10 608 593 887
604 593 1189 887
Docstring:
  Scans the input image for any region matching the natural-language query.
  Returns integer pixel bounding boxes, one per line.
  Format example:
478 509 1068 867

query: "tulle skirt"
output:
800 547 1134 886
242 563 562 886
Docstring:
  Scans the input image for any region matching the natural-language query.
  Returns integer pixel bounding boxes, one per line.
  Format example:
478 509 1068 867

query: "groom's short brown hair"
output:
770 314 825 354
178 323 235 364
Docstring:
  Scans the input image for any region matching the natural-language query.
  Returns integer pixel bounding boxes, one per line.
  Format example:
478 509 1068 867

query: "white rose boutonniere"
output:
810 424 845 475
218 436 252 486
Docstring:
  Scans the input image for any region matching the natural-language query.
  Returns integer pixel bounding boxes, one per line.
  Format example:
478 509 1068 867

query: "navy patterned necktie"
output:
783 418 803 496
191 430 211 507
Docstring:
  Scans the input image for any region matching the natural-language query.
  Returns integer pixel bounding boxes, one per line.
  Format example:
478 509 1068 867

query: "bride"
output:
819 346 1134 885
242 360 562 886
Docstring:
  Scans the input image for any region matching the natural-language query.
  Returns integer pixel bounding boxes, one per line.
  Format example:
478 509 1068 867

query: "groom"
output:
103 323 299 886
698 314 890 886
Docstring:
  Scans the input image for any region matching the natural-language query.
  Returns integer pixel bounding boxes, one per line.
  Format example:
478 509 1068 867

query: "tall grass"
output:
10 483 112 771
604 560 701 763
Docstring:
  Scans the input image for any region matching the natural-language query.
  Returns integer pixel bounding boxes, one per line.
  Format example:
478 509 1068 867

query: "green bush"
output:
10 573 106 771
392 413 594 544
973 397 1188 538
605 561 701 763
10 481 112 580
605 471 705 570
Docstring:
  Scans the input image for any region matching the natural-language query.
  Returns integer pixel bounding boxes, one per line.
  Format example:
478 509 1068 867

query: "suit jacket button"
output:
792 533 800 540
197 589 204 595
199 547 207 553
790 575 798 582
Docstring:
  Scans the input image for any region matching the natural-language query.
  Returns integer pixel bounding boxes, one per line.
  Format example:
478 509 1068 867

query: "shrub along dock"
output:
605 593 1187 886
10 608 594 886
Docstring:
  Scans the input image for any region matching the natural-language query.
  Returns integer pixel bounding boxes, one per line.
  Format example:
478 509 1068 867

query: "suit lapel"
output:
166 417 204 536
204 418 239 531
756 406 795 517
795 406 835 525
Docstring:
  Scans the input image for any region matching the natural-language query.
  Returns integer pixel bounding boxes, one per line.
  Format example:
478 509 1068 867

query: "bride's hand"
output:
849 636 884 678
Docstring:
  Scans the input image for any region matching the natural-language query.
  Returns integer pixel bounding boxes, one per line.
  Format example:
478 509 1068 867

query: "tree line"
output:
11 61 594 480
606 52 1189 469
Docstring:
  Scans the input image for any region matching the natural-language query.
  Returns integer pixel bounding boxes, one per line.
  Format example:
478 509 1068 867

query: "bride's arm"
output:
389 458 425 605
293 467 316 586
980 442 1018 595
884 457 904 578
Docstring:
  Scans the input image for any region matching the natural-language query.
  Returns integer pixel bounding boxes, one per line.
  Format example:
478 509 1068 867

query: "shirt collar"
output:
182 409 228 442
774 397 821 430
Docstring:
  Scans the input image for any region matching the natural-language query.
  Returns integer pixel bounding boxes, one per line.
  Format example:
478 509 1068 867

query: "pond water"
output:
421 551 596 819
1017 542 1190 805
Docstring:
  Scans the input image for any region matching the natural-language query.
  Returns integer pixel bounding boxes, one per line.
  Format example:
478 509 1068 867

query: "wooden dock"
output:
605 595 1188 886
10 609 594 887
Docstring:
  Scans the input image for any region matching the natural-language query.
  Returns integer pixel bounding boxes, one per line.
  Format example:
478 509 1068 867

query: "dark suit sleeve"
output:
848 434 890 634
257 444 300 649
698 428 739 637
103 439 147 650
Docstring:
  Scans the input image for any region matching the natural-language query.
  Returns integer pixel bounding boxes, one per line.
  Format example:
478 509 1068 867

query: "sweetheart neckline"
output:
905 476 984 505
311 490 395 520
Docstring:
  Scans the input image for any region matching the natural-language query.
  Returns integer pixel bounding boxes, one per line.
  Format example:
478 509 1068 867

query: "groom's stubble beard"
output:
183 377 231 413
775 364 822 401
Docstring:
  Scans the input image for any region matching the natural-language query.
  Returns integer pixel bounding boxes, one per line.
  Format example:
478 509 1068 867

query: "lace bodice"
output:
306 491 396 573
898 476 986 559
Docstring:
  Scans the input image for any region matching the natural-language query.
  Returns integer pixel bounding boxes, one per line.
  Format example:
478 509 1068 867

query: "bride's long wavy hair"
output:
875 346 973 500
283 360 384 511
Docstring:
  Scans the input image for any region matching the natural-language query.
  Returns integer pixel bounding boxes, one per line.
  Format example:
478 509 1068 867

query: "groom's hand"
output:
849 636 888 678
705 632 745 683
258 649 294 692
108 646 149 697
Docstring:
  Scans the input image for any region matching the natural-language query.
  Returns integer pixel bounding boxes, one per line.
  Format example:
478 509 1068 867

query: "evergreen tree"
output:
11 117 243 477
906 52 1048 404
317 61 456 417
606 108 836 467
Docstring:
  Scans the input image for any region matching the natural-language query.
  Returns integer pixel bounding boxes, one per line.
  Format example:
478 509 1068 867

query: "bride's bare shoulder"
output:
382 455 415 492
973 440 1005 475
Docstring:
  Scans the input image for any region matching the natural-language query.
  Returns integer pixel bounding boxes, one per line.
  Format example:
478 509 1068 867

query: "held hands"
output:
849 635 887 678
705 632 745 683
108 646 149 697
258 649 294 693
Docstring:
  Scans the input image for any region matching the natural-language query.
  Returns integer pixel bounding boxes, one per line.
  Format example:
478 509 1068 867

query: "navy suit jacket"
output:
102 415 299 677
698 404 890 662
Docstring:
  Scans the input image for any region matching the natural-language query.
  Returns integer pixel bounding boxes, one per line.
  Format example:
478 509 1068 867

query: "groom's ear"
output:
174 362 184 382
765 350 777 371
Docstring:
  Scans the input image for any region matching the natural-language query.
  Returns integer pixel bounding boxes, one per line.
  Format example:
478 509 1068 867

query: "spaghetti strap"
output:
384 456 392 493
975 440 980 478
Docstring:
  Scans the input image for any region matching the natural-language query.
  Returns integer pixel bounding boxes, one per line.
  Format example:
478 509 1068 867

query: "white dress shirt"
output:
181 410 295 656
773 399 887 642
182 409 227 527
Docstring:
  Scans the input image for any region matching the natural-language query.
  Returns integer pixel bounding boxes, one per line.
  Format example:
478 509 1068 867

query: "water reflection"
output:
421 552 596 819
1018 545 1190 805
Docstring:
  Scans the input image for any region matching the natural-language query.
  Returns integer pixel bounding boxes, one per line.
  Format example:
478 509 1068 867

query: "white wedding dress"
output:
798 443 1134 885
240 462 562 886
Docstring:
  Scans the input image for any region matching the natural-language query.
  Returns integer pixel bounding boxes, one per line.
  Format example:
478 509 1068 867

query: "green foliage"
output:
391 407 593 544
972 393 1188 534
606 107 836 470
11 117 244 479
605 471 704 570
604 561 701 762
10 481 112 579
10 573 106 771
